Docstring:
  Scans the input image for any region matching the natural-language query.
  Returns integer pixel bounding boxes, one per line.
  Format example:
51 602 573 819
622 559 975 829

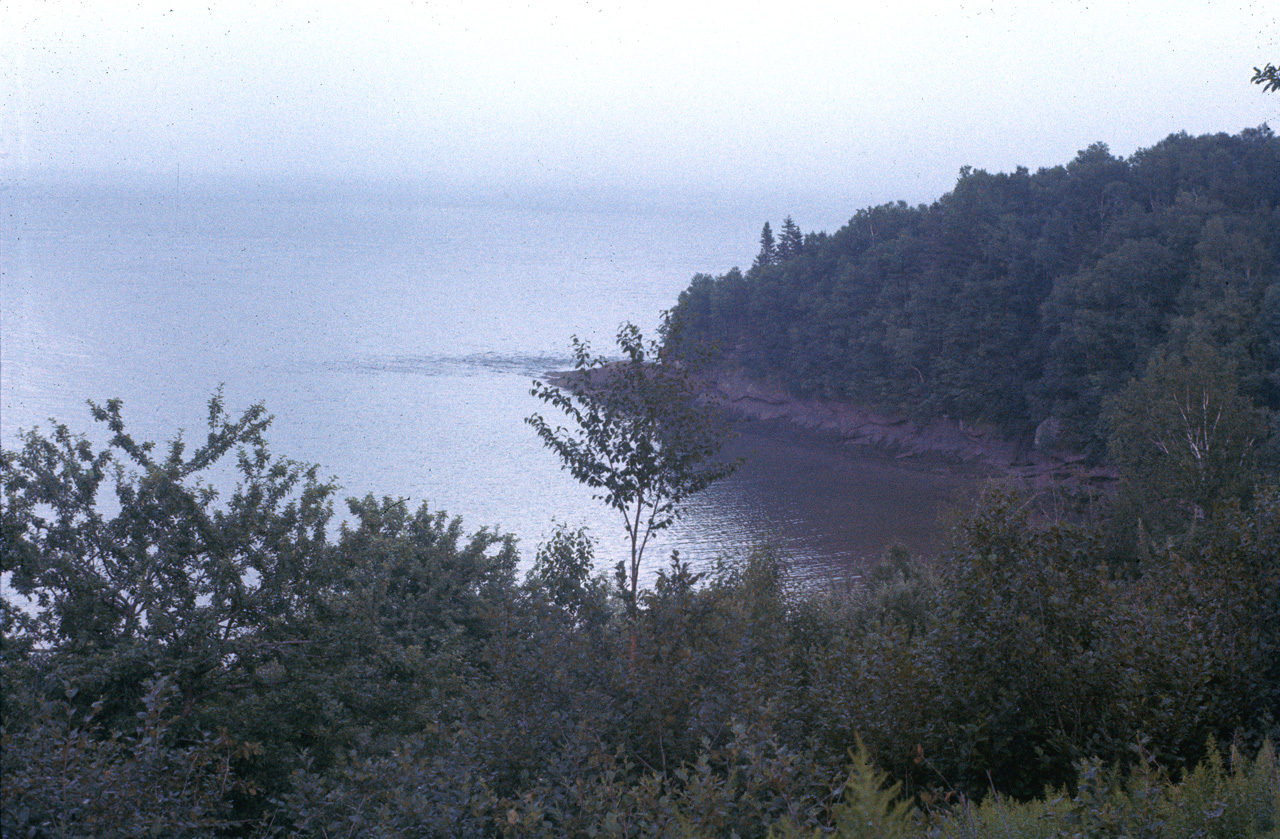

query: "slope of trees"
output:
667 128 1280 464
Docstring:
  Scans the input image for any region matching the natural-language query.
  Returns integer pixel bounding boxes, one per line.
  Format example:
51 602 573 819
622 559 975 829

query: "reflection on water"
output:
667 419 986 580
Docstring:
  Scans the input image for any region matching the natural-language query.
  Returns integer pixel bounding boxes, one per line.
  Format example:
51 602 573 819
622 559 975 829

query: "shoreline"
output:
539 362 1117 497
534 363 1107 565
698 367 1118 493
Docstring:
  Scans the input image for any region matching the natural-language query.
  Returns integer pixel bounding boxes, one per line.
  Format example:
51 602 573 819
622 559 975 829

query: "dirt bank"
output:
700 367 1117 492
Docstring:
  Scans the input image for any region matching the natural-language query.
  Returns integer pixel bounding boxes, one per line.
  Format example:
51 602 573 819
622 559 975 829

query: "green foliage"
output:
526 522 610 626
1 392 336 734
1254 63 1280 93
779 741 919 839
5 394 1279 833
778 216 805 261
527 323 737 614
756 221 778 268
854 544 939 636
787 485 1280 803
1106 340 1265 542
0 394 528 826
934 492 1145 794
931 740 1280 839
666 128 1280 456
333 493 518 658
2 676 247 838
273 723 839 839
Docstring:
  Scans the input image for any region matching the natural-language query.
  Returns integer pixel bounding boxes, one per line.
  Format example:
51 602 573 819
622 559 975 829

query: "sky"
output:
3 0 1278 224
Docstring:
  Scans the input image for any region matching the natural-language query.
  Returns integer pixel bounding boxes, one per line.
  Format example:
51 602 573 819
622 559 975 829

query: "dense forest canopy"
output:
667 127 1280 462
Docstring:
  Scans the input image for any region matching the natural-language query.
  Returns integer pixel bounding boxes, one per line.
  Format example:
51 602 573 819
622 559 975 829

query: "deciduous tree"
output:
526 324 736 618
1253 62 1280 92
0 392 336 718
1106 340 1264 540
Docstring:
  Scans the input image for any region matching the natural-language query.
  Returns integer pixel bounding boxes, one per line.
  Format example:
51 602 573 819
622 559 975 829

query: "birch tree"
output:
1106 340 1263 537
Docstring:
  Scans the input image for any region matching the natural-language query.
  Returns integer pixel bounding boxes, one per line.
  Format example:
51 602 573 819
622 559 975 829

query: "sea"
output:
1 178 978 582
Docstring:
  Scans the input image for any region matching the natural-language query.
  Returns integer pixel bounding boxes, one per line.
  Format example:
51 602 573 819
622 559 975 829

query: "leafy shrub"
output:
1 676 248 838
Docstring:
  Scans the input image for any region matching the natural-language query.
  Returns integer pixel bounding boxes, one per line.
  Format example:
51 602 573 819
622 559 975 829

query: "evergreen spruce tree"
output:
778 216 804 259
753 221 777 268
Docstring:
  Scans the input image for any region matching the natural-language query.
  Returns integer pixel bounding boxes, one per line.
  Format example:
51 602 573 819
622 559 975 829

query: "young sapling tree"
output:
526 323 736 619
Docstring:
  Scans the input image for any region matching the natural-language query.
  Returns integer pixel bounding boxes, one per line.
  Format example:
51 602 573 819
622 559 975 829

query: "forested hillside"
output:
669 127 1280 462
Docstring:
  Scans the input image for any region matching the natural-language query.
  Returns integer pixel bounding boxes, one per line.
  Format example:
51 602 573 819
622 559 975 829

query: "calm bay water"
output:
2 181 977 579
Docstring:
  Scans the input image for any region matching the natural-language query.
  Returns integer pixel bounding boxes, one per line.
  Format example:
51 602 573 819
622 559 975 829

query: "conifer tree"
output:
753 221 777 268
778 216 804 259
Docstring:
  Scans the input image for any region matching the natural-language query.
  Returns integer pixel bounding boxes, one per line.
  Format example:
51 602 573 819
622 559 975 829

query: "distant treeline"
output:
668 127 1280 458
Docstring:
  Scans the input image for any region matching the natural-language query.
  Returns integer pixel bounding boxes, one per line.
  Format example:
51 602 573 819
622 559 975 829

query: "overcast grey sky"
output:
3 0 1278 216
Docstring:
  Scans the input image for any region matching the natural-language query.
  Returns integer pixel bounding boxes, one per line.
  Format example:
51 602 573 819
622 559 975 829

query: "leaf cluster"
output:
1254 63 1280 93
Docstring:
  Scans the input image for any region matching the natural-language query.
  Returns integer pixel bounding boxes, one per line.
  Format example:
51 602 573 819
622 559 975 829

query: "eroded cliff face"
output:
700 367 1117 491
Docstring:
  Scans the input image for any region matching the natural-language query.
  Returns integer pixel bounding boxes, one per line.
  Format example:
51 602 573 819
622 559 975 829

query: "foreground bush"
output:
3 398 1278 834
1 677 247 838
772 740 1279 839
915 740 1278 839
787 489 1279 804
